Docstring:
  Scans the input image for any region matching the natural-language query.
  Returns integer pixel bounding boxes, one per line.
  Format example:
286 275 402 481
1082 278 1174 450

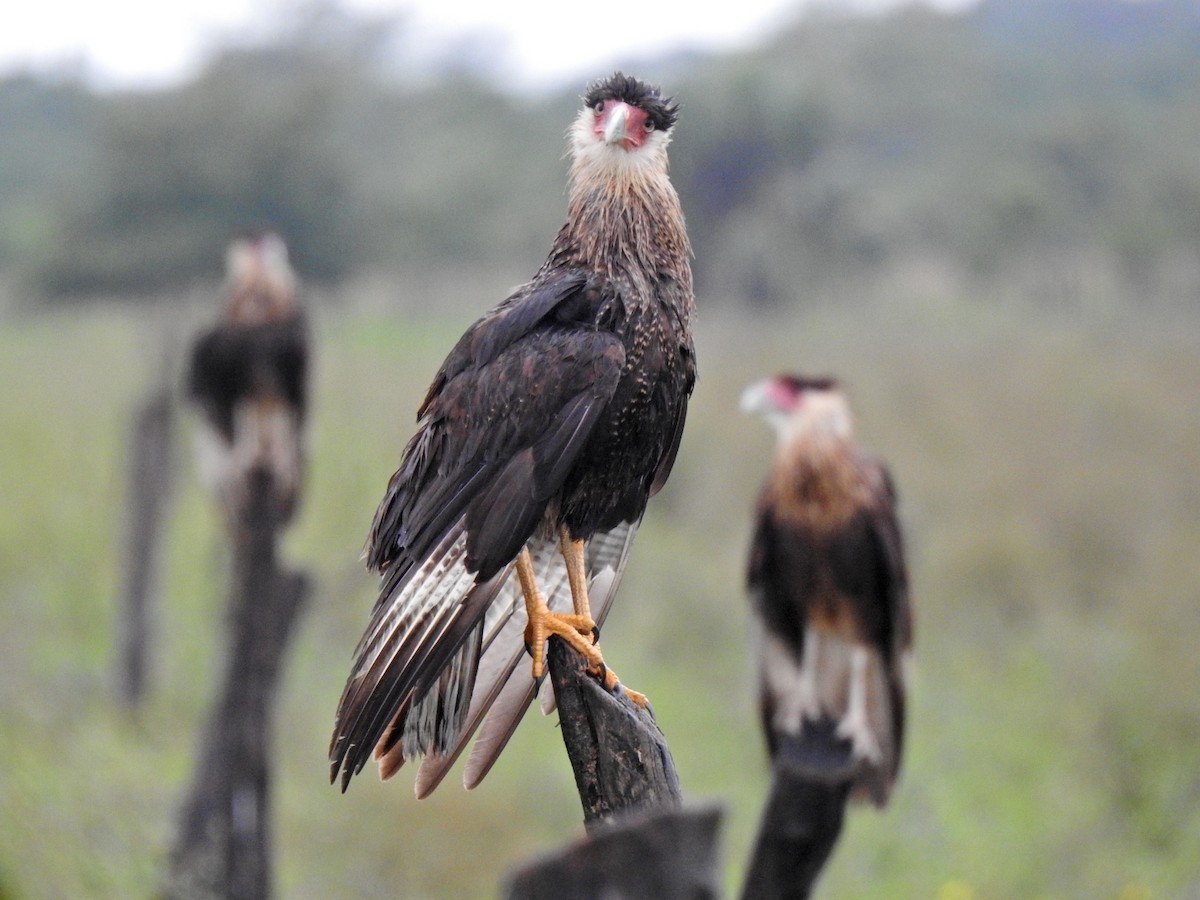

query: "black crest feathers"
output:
584 72 680 133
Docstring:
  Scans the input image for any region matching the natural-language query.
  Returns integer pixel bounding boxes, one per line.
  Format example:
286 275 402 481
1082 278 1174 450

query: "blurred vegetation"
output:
1 0 1199 897
2 0 1199 308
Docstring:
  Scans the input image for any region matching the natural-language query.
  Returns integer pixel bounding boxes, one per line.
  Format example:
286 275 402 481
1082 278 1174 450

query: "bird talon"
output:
620 685 650 710
524 636 546 679
588 663 649 709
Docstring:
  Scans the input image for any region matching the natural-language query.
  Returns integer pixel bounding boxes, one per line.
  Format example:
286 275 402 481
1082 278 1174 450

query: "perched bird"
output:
741 375 911 806
329 73 695 796
186 233 308 527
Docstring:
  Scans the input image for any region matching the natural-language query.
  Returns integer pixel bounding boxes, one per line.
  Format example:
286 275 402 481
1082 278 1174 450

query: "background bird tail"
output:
230 395 303 523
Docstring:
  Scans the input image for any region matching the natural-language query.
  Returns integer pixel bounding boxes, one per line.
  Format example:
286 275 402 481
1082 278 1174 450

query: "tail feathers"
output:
330 523 504 789
399 623 482 766
196 394 303 524
409 533 568 796
763 629 901 807
458 564 623 789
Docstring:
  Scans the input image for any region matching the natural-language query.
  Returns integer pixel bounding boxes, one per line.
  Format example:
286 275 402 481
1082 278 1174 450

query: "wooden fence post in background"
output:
739 772 852 900
163 470 309 900
738 724 860 900
115 383 176 710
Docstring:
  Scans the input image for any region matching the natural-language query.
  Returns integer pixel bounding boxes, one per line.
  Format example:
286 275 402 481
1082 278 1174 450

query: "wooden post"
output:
164 470 309 900
545 635 683 831
503 805 723 900
739 772 851 900
739 723 860 900
115 384 175 709
501 638 721 898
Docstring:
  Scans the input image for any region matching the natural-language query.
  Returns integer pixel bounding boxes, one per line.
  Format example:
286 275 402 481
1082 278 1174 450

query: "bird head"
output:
741 374 853 442
224 232 297 325
570 72 679 179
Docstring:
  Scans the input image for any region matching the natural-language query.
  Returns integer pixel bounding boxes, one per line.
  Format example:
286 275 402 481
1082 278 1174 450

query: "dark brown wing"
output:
859 453 912 776
330 270 626 789
864 456 912 664
186 312 308 439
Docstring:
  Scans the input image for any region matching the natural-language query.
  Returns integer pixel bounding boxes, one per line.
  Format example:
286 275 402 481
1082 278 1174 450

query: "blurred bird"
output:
186 233 308 527
741 375 911 806
329 72 695 796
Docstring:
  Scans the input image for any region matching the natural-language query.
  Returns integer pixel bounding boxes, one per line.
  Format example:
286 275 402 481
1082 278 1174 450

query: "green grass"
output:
1 290 1197 898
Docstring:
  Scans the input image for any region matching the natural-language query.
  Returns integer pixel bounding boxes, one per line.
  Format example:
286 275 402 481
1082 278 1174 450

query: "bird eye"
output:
644 119 656 132
592 100 606 114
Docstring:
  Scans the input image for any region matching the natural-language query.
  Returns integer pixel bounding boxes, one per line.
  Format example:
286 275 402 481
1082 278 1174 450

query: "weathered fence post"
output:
115 383 176 709
739 770 851 900
163 470 309 900
546 635 683 830
738 723 860 900
502 637 723 898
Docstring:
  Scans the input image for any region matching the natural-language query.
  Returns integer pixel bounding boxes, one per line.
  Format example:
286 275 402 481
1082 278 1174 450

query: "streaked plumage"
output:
742 375 911 806
186 233 308 526
329 73 695 795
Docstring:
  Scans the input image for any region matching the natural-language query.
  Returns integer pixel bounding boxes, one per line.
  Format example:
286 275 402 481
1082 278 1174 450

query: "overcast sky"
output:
0 0 975 91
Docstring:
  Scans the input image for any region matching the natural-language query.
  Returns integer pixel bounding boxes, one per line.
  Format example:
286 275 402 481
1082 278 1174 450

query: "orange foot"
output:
605 670 649 709
524 603 602 680
516 544 650 710
523 610 649 709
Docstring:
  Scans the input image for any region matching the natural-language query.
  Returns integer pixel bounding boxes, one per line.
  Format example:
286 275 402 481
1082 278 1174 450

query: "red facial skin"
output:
767 378 804 413
591 99 655 150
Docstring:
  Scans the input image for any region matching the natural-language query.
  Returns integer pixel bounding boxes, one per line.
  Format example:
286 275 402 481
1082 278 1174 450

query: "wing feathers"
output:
413 533 570 795
330 523 503 789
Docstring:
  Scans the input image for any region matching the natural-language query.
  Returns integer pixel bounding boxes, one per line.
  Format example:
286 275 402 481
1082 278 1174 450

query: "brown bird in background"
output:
186 233 308 527
741 375 911 806
329 73 695 796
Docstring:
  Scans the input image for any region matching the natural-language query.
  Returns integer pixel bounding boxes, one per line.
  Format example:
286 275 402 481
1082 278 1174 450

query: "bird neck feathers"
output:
558 126 691 289
769 435 873 531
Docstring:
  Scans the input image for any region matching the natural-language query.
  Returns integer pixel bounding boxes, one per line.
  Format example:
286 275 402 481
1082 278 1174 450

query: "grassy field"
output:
1 284 1197 898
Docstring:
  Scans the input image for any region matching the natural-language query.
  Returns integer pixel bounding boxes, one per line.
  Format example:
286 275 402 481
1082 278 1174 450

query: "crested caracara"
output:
742 375 911 806
329 73 695 796
186 233 308 527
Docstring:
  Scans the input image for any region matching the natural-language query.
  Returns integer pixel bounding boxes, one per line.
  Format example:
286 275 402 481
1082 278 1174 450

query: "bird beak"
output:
603 103 630 147
740 381 769 415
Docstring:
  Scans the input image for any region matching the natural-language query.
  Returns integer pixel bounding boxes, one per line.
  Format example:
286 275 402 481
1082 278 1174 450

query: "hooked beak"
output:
740 380 771 416
603 103 630 147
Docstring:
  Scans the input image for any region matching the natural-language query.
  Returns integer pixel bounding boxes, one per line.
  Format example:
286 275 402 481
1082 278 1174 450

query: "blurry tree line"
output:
2 0 1199 310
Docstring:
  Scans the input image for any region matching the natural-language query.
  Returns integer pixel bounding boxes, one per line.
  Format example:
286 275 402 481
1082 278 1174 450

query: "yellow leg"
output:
555 531 649 709
518 547 602 680
559 531 594 622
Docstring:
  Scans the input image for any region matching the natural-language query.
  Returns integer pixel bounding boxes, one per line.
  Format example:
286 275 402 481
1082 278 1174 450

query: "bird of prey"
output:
329 73 695 796
186 233 308 527
741 375 911 806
